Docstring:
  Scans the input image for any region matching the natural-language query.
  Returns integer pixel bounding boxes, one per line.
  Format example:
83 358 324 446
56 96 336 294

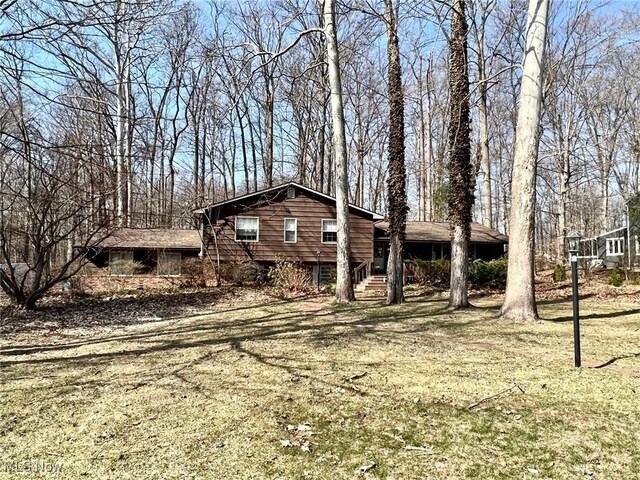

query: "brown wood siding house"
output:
77 228 205 291
195 183 383 274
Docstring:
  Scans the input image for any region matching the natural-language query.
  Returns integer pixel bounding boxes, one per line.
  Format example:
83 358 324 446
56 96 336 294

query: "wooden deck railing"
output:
353 261 369 286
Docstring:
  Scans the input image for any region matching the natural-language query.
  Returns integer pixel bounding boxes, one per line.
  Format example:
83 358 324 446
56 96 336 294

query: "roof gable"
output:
195 182 384 220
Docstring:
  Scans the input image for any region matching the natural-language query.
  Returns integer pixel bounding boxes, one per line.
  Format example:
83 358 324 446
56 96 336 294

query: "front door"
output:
373 243 386 273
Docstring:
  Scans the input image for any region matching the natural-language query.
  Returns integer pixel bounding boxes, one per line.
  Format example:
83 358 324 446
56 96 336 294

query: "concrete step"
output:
355 275 387 292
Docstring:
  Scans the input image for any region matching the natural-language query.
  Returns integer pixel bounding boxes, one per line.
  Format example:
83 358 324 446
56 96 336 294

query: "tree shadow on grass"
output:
543 308 640 323
0 287 320 335
593 352 640 369
0 296 490 369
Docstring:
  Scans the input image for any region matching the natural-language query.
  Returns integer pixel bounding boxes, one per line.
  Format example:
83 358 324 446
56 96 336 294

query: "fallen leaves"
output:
357 461 376 475
280 423 317 453
0 287 246 335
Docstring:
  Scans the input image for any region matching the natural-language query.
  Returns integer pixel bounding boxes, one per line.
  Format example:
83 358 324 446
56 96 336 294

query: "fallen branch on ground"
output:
468 383 525 410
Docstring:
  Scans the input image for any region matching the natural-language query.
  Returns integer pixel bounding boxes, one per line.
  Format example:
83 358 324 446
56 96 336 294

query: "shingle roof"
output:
95 228 202 250
375 221 508 244
194 181 385 220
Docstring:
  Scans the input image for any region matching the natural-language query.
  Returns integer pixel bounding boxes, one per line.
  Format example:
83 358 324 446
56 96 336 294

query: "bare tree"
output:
324 0 354 302
501 0 550 321
469 0 496 229
0 70 112 309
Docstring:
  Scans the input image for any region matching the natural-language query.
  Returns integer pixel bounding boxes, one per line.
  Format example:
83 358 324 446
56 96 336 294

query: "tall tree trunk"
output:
244 100 259 192
318 116 326 192
324 0 354 302
425 55 434 222
384 0 407 305
500 0 550 321
115 44 128 226
417 56 426 222
478 69 492 229
238 107 250 193
557 150 569 263
448 0 473 309
600 179 609 232
355 114 365 207
472 0 492 229
264 87 274 188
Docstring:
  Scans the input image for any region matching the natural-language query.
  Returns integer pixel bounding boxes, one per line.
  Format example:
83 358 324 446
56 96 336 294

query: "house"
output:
80 228 204 291
577 194 640 269
578 227 640 269
372 221 508 274
195 182 508 284
195 182 383 283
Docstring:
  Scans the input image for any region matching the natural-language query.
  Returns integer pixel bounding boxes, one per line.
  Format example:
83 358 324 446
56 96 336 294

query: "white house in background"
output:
578 195 640 269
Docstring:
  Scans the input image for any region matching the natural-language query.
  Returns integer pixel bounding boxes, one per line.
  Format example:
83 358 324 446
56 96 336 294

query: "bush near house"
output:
468 258 508 288
411 258 508 288
412 259 451 287
553 264 567 282
610 268 624 287
218 261 263 286
268 258 313 293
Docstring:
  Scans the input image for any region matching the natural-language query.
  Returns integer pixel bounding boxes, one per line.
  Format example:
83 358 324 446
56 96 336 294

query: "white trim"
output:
597 227 627 238
321 218 337 244
194 182 384 220
606 237 624 256
284 217 297 243
234 216 259 242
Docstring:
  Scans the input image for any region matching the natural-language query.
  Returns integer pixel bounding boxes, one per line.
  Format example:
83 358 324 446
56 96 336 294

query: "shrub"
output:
553 264 567 282
179 257 206 288
412 259 450 287
624 272 640 285
609 267 623 287
268 258 313 293
468 258 508 288
324 283 336 296
218 261 262 285
107 259 144 276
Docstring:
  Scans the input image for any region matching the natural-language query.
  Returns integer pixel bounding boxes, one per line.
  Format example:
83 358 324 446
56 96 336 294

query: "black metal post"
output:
316 252 321 291
571 257 581 367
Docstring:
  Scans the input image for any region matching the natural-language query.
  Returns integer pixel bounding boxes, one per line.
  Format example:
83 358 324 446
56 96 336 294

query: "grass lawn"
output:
1 291 640 479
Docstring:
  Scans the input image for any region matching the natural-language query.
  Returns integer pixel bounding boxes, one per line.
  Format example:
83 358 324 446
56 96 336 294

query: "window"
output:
322 219 337 243
287 186 296 199
109 250 134 276
319 265 336 283
606 237 624 256
157 252 182 276
235 217 259 242
284 218 297 243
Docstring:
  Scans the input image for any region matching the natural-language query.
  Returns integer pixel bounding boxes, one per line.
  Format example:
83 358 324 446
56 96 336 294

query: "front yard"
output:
1 289 640 479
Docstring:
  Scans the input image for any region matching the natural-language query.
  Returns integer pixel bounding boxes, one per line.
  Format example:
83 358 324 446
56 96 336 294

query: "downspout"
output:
198 216 205 258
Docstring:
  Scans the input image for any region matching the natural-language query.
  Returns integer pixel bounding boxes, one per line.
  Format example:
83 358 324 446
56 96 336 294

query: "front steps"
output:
355 275 387 292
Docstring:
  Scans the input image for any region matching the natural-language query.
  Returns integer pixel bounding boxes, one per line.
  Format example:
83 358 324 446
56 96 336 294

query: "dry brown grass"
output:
1 290 640 479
